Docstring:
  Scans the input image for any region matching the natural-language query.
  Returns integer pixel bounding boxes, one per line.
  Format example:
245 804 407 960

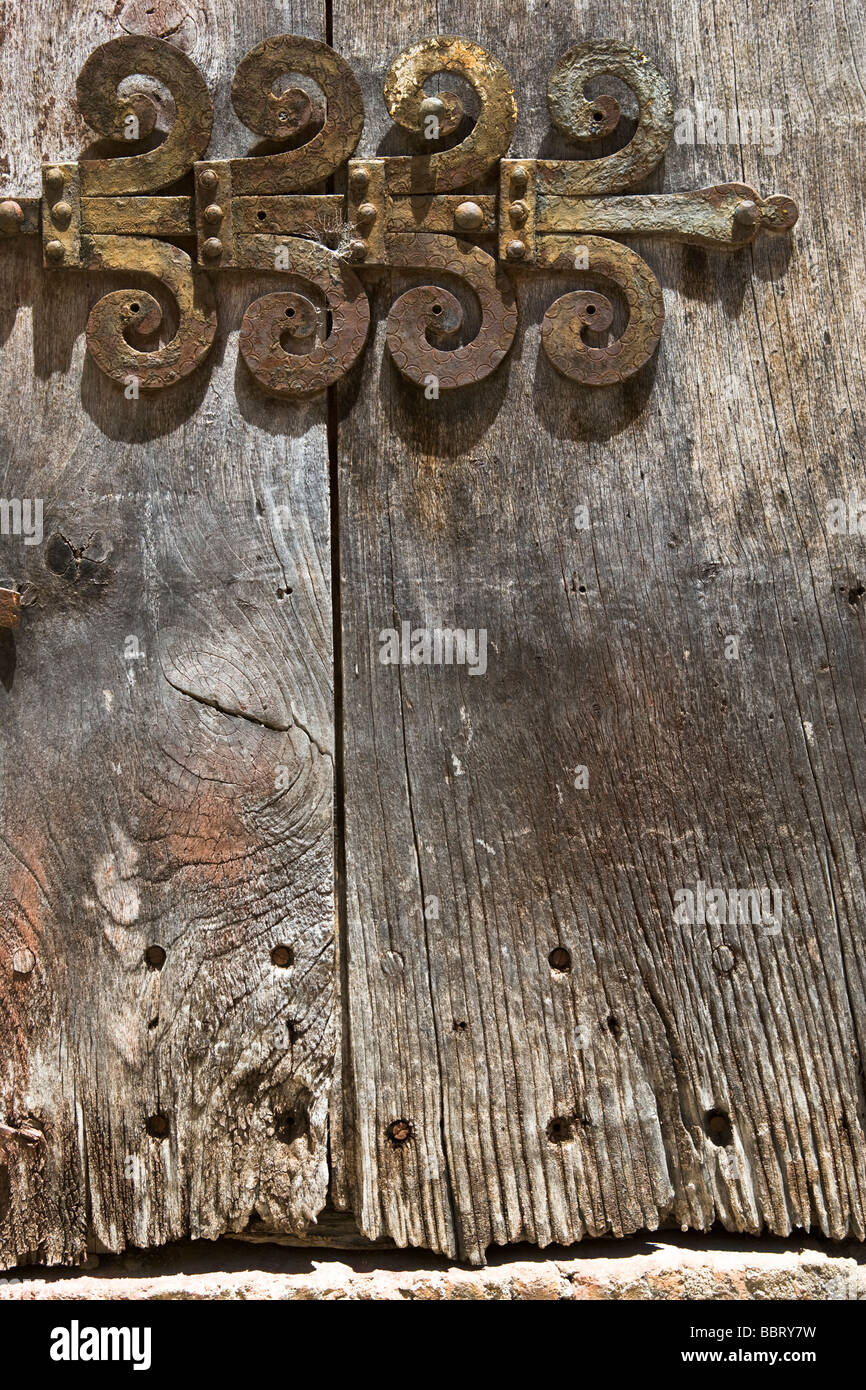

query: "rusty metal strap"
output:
0 33 799 396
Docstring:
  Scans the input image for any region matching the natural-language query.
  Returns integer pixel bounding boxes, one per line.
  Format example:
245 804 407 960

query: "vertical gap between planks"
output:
324 0 352 1208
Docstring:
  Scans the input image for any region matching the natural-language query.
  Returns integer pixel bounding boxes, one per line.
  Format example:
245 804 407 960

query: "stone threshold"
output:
1 1231 864 1300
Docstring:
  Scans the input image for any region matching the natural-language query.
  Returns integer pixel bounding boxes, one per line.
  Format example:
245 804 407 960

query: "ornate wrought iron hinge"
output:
0 33 798 395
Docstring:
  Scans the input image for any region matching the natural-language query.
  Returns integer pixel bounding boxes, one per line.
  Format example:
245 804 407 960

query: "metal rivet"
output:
12 947 36 976
349 168 369 192
203 203 223 224
0 200 24 234
712 945 735 974
199 169 218 192
509 199 528 226
51 200 72 227
357 202 377 223
347 239 367 262
454 199 484 231
202 236 223 259
506 238 526 260
45 167 64 192
419 96 445 118
387 1119 413 1145
271 944 294 968
510 165 528 194
733 199 759 227
45 239 65 262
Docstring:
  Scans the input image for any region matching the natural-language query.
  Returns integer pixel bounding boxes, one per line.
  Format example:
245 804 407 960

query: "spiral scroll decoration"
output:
229 36 365 193
77 35 213 195
538 237 664 386
385 234 517 389
544 40 674 193
383 37 517 193
239 240 369 397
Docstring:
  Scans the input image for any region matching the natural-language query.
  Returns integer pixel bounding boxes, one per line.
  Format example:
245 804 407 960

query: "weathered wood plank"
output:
335 0 866 1262
0 0 334 1267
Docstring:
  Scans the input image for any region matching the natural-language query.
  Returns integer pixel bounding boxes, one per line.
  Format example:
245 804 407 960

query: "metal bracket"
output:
0 33 799 394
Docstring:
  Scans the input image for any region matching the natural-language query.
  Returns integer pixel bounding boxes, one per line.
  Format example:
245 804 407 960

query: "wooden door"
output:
2 0 864 1270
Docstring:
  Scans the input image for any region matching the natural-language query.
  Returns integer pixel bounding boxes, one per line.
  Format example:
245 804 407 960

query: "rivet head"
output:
51 200 72 227
510 165 528 193
202 236 223 259
347 238 367 262
12 947 36 976
454 199 484 231
712 945 736 974
510 199 528 226
199 169 218 192
45 239 65 262
45 166 64 192
356 201 377 223
733 199 759 227
271 944 294 968
506 238 526 260
203 203 223 224
0 200 24 234
419 96 445 118
349 168 369 192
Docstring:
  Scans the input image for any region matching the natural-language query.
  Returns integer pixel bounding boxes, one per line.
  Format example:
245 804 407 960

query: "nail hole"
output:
145 1112 169 1139
592 110 604 122
274 1105 308 1144
129 302 140 313
453 1019 468 1032
548 946 571 972
387 1118 413 1145
546 1115 574 1143
276 587 293 599
705 1108 733 1146
585 304 596 315
145 945 166 970
431 303 443 315
257 210 267 220
271 944 294 968
285 306 295 318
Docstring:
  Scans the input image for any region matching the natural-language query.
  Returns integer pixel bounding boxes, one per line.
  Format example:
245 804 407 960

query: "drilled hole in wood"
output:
548 946 571 972
257 210 267 220
387 1118 413 1145
453 1019 468 1032
271 945 294 968
145 944 166 970
705 1108 733 1146
546 1115 574 1143
145 1112 169 1139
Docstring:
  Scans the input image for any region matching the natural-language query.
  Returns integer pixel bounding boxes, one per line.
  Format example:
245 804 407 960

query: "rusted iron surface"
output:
0 589 21 630
83 235 217 389
539 184 799 247
385 234 517 389
229 35 364 194
537 236 665 386
382 37 517 194
0 31 799 393
76 35 212 195
544 40 673 194
238 239 369 397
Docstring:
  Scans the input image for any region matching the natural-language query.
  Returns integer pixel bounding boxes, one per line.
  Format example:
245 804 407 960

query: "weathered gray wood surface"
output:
0 0 334 1267
335 0 866 1262
1 0 865 1273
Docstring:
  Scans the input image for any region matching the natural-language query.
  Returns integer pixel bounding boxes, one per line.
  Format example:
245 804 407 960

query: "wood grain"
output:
334 0 866 1262
0 0 334 1267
